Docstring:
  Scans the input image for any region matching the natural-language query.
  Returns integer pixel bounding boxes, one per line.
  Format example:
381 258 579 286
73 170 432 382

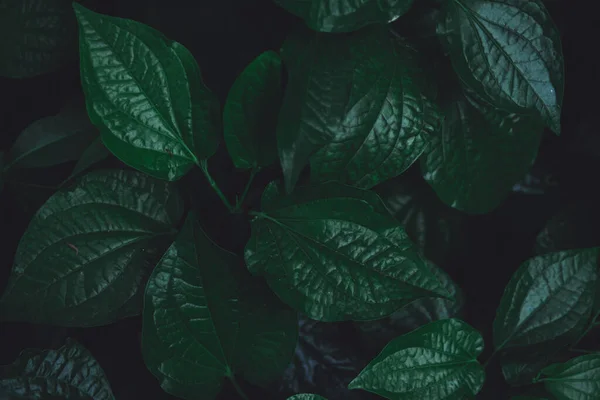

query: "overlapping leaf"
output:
0 170 184 326
348 318 485 399
277 27 439 192
245 181 459 321
536 354 600 400
142 215 297 400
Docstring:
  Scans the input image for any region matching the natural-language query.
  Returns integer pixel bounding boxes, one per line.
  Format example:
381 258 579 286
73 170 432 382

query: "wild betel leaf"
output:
0 0 76 78
287 395 328 400
74 4 219 181
245 181 459 321
68 136 112 180
224 50 282 170
0 170 184 326
438 0 564 134
536 354 600 400
493 248 599 352
348 318 485 399
0 339 114 400
420 92 543 214
277 27 439 193
142 214 297 400
274 0 415 33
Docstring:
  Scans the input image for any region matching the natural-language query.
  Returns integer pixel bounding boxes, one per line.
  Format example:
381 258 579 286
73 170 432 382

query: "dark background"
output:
1 0 599 399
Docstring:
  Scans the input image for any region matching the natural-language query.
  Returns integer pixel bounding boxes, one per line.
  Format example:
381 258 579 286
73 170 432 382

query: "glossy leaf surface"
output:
245 181 459 321
0 339 114 399
349 318 485 399
274 0 415 33
493 249 599 351
421 93 543 214
0 0 76 78
0 170 184 326
277 27 439 192
142 215 297 400
224 51 282 169
438 0 564 133
75 4 218 181
538 354 600 400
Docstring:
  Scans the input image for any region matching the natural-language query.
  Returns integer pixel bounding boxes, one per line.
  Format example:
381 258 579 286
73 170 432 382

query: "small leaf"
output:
68 136 112 180
224 51 282 170
538 354 600 400
4 109 98 171
0 0 76 78
274 0 415 33
0 170 184 326
421 92 543 214
75 4 218 181
245 181 459 321
278 27 439 192
142 214 297 400
348 318 485 399
287 395 328 400
438 0 564 133
0 339 114 399
493 249 599 352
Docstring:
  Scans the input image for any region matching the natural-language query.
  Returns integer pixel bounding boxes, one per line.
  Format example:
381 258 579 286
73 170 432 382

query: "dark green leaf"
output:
0 0 76 78
0 339 114 399
75 4 217 181
493 249 599 352
537 354 600 400
0 170 184 326
142 214 297 400
348 318 485 399
274 0 415 33
245 181 459 321
438 0 564 133
4 109 98 171
421 92 543 214
287 395 328 400
68 136 112 180
277 27 439 192
224 51 282 170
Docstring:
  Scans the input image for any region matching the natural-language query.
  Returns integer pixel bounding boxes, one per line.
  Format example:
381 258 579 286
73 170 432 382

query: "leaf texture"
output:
538 354 600 400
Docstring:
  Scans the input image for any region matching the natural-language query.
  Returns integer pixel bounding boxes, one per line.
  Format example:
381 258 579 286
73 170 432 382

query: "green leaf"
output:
438 0 564 134
0 339 114 399
277 27 439 193
0 169 184 327
245 181 459 321
74 4 218 181
493 249 599 352
348 318 485 399
4 109 98 171
142 214 298 400
68 136 112 180
421 92 543 214
287 395 328 400
537 354 600 400
0 0 76 78
274 0 415 33
224 51 282 170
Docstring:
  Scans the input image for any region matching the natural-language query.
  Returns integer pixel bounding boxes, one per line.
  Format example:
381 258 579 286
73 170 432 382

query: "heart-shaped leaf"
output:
245 181 459 321
536 354 600 400
0 169 184 327
348 318 485 399
142 214 298 400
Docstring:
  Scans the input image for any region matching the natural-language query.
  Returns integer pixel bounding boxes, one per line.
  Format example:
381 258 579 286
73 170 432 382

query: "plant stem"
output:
198 160 234 212
4 179 57 190
234 167 258 212
483 349 499 369
571 313 599 349
227 375 249 400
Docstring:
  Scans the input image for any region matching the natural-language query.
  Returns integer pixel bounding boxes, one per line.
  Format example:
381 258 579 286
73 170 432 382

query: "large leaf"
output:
68 136 112 180
493 249 599 352
438 0 564 133
536 354 600 400
245 181 459 321
277 27 439 192
3 109 98 171
74 4 219 181
142 214 298 400
274 0 415 33
348 318 485 399
0 0 76 78
224 51 282 170
0 170 184 326
0 339 114 399
421 92 543 214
